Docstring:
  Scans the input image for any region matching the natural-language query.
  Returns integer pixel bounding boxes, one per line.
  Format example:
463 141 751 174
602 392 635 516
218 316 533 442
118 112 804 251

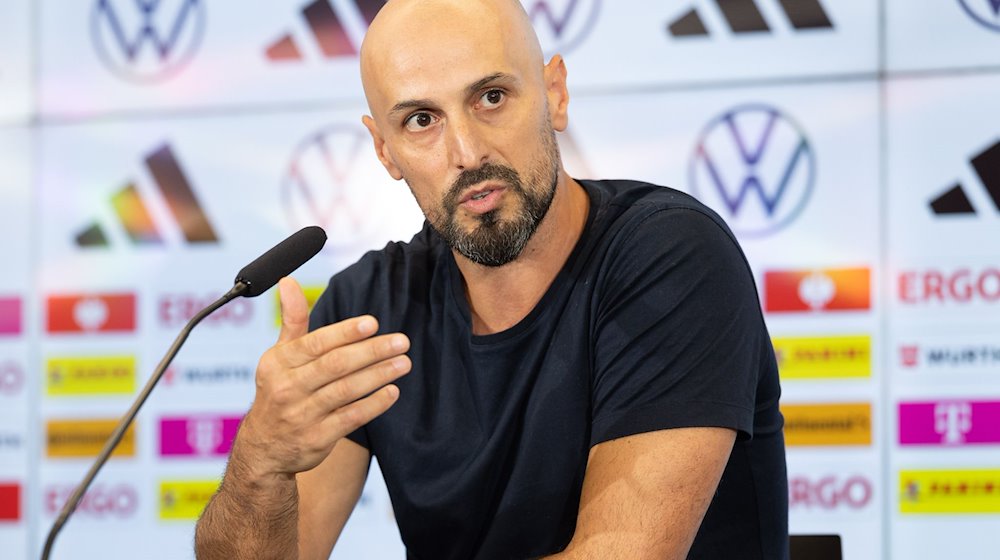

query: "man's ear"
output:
362 115 403 180
543 55 570 132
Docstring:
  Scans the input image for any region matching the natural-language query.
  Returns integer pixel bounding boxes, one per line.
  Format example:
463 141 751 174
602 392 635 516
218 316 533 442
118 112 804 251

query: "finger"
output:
278 315 382 368
321 384 401 438
297 332 409 390
309 354 411 412
276 277 309 344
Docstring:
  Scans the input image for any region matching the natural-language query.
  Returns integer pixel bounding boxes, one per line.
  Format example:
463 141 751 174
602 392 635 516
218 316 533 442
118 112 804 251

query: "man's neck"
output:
453 173 589 335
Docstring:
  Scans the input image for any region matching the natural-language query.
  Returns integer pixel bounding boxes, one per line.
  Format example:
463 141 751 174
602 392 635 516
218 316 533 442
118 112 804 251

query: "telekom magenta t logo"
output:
899 400 1000 446
935 402 973 444
160 415 241 457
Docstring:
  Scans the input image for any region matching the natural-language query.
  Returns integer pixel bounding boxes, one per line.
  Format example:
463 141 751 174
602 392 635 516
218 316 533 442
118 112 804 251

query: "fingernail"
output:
391 335 408 351
392 356 409 372
358 317 377 334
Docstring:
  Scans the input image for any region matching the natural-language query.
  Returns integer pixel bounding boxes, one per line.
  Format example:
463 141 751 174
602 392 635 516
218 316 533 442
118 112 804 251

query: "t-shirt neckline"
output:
444 179 603 346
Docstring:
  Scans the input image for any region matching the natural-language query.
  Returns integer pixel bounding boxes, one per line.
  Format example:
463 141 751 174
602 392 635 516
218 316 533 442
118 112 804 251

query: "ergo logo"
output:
45 484 138 518
789 474 873 510
158 293 253 327
898 267 1000 304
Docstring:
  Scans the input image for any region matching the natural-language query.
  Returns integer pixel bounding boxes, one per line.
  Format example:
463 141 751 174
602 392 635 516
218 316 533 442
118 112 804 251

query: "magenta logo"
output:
159 415 242 457
0 297 21 335
899 400 1000 446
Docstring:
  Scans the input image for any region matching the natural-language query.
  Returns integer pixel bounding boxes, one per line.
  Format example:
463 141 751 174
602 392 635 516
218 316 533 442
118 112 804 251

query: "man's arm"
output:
194 278 410 559
546 427 736 560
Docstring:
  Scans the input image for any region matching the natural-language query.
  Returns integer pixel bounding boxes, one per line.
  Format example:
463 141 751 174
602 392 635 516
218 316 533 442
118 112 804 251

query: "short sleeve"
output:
309 282 371 450
590 207 767 447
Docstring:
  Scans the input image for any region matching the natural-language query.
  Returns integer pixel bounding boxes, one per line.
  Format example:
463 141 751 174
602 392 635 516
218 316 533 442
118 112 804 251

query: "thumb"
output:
277 277 309 344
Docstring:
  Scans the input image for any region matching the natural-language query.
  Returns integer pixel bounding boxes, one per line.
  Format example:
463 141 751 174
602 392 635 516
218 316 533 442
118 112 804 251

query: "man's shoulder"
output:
313 223 445 324
582 178 736 246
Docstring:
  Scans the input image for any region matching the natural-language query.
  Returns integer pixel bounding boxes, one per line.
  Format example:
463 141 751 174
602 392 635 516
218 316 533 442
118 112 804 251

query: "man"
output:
195 0 787 558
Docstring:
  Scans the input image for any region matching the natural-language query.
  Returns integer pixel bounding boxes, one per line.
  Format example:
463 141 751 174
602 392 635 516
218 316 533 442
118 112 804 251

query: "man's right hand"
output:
234 276 410 480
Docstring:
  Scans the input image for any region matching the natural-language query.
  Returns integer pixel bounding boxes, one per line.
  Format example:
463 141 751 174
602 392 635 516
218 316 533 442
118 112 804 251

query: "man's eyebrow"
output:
464 72 518 96
388 99 436 119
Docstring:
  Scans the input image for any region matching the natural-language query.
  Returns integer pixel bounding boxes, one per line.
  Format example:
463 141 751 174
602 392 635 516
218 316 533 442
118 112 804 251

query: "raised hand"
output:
235 277 410 479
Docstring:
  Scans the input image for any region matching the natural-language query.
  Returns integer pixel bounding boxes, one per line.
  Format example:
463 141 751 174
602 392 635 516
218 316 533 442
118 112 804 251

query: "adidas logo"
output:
668 0 833 38
75 144 219 247
265 0 385 61
929 139 1000 216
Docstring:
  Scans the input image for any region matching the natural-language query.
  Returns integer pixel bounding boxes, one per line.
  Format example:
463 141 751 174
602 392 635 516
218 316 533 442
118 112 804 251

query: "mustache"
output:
444 163 523 211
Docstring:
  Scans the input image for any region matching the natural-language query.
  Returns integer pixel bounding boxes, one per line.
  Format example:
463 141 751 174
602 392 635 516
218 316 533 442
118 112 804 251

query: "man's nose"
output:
445 115 489 171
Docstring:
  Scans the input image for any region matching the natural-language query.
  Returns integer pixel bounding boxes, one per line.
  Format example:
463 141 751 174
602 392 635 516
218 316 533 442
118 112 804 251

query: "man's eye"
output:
404 112 435 131
481 89 504 108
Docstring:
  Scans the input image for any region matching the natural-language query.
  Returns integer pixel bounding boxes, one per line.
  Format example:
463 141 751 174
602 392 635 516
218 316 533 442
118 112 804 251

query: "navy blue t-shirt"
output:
309 179 788 560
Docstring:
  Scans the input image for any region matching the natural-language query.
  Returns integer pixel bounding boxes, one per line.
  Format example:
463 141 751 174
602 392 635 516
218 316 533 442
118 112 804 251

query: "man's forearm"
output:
195 453 299 560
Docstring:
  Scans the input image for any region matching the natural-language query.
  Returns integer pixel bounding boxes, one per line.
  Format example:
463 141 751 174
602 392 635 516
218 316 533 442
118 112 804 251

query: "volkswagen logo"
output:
690 103 816 238
91 0 206 83
522 0 601 58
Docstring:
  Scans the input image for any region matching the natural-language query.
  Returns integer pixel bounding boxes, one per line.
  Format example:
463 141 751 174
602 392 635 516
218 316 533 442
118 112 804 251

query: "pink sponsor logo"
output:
899 400 1000 446
159 415 242 457
0 297 21 335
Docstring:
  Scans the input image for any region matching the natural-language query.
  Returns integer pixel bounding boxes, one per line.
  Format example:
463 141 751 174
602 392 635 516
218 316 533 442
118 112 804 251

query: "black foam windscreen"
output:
234 226 327 297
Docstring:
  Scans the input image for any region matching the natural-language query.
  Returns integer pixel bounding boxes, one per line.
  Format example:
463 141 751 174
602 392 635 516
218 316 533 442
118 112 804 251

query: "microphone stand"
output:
40 281 250 560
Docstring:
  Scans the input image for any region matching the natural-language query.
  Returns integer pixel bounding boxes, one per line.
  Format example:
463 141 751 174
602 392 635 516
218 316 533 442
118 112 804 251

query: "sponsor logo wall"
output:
1 1 998 559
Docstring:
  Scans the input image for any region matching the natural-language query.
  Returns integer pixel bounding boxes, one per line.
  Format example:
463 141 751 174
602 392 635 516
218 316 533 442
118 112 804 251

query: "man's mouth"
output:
458 183 507 204
458 184 507 214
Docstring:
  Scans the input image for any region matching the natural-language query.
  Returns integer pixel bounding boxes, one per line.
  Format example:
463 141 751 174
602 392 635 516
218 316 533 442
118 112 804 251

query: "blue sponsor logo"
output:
91 0 205 82
690 103 815 238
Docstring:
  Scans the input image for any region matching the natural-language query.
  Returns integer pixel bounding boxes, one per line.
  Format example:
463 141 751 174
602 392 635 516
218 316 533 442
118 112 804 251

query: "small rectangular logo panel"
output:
159 415 242 457
159 480 220 520
46 293 136 333
900 469 1000 514
46 419 136 458
0 297 22 335
782 403 872 446
899 401 1000 446
764 268 871 312
46 356 136 396
773 335 871 379
0 483 20 521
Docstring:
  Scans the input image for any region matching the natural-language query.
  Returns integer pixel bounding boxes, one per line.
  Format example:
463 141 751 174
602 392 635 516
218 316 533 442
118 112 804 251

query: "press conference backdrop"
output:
0 1 998 558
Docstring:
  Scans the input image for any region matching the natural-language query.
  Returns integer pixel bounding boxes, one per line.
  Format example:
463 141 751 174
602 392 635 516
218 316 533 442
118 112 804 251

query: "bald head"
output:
360 0 545 121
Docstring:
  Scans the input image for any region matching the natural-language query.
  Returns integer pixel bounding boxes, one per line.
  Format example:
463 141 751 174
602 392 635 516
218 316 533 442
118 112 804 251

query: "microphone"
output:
40 226 327 560
235 225 327 297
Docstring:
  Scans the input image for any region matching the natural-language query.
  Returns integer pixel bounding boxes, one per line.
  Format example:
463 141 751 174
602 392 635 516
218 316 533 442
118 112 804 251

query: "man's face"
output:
425 116 560 267
361 2 566 266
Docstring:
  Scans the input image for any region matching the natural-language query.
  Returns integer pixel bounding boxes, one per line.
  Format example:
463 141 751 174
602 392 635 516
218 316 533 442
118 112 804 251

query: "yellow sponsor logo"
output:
46 356 136 396
782 403 872 446
773 335 871 379
273 285 326 327
159 480 220 520
46 419 135 458
900 469 1000 514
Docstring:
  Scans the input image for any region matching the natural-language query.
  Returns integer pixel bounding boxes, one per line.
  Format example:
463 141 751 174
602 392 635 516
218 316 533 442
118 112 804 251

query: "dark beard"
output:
435 131 560 267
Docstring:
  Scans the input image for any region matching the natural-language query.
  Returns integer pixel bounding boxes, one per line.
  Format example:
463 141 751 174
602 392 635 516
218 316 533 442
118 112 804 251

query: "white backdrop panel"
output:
552 0 877 91
38 0 376 118
0 0 33 124
886 71 1000 560
886 0 1000 73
